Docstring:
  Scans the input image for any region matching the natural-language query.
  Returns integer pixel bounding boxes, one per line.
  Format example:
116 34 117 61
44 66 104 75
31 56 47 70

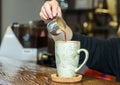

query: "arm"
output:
40 0 109 73
40 0 120 81
40 0 73 41
73 33 120 81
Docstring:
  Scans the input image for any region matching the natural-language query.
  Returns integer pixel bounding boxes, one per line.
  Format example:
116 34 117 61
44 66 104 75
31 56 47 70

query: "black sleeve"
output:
72 33 120 82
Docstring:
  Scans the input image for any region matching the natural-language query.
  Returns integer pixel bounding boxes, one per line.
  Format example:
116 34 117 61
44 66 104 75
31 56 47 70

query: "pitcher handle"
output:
75 49 89 72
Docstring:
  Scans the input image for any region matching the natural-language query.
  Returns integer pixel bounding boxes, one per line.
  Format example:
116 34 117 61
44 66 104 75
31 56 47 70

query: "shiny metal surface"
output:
47 17 66 35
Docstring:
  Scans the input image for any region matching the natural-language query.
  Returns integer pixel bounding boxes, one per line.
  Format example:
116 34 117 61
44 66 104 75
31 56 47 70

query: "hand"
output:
39 0 62 23
39 0 73 41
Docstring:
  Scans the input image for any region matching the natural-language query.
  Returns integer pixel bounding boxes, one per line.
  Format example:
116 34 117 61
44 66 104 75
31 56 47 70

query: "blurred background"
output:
0 0 120 69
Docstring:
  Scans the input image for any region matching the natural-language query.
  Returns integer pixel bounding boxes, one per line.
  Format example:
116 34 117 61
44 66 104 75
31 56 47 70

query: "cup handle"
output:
75 49 89 72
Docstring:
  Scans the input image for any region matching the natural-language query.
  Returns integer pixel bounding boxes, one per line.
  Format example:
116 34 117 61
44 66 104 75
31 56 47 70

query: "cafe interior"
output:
0 0 120 84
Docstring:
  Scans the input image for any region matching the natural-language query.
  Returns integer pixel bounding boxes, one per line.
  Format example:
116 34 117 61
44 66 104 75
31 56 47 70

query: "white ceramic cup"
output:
55 41 89 78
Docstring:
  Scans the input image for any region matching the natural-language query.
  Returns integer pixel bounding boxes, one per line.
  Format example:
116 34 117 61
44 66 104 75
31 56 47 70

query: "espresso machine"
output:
0 20 55 64
0 26 37 62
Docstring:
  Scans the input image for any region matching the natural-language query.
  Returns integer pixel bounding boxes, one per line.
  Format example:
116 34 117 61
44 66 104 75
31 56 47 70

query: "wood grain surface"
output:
0 56 119 85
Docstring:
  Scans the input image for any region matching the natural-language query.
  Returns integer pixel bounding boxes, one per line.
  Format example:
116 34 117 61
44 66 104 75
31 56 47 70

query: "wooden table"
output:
0 56 119 85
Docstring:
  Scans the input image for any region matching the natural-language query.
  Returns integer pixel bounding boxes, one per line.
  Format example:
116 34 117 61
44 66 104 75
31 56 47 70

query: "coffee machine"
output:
0 20 55 67
0 20 51 63
0 26 37 62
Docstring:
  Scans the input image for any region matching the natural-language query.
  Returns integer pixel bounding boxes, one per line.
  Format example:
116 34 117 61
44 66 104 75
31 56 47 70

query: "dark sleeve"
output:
72 33 120 82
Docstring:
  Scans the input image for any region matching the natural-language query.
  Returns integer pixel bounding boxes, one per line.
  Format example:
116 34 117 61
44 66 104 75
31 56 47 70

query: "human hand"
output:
39 0 62 23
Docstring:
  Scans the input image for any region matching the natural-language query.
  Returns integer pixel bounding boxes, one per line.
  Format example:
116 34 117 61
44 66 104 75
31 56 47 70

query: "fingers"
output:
51 2 59 17
40 0 62 22
44 2 53 19
40 6 49 20
39 12 50 23
40 2 52 19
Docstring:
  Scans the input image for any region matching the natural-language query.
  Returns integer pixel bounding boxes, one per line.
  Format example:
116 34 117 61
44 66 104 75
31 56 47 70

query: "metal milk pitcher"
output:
47 17 66 35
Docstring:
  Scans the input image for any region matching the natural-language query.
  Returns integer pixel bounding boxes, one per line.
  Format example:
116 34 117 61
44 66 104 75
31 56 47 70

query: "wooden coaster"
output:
51 73 82 83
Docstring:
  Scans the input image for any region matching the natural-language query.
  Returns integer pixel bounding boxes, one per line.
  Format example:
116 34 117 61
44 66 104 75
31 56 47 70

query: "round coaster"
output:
51 73 82 83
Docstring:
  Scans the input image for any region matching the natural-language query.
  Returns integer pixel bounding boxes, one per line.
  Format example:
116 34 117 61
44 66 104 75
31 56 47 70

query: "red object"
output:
83 69 114 81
